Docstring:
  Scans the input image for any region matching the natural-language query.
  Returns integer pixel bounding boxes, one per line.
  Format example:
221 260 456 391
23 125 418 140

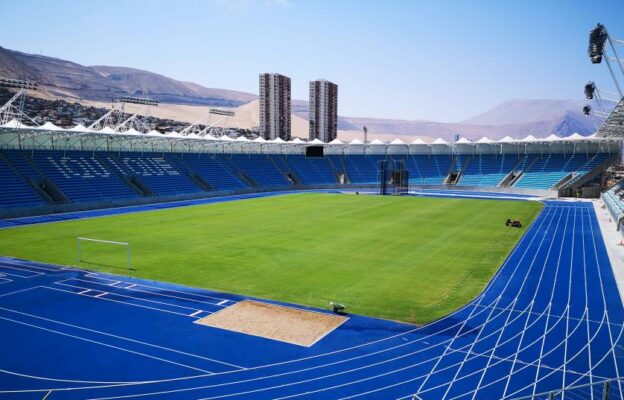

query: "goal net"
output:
76 237 133 270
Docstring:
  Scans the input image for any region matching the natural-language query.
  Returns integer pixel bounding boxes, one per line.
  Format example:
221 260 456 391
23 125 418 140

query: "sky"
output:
1 0 623 122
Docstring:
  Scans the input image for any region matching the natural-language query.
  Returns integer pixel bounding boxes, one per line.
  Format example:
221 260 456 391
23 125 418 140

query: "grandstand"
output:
0 126 619 216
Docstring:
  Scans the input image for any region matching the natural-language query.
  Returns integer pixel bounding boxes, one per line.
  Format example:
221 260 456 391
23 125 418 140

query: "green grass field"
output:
0 193 542 324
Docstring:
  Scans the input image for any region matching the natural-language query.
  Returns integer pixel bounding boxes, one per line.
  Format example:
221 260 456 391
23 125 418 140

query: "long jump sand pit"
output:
194 300 348 347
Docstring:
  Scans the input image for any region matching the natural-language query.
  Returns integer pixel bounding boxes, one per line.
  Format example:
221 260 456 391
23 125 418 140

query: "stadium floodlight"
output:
584 81 596 99
588 23 608 64
587 23 624 98
583 105 592 116
0 77 39 126
120 96 159 106
209 108 235 117
0 77 37 90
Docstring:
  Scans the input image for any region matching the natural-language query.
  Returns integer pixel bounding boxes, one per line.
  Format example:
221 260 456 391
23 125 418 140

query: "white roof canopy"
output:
369 138 385 145
432 138 448 145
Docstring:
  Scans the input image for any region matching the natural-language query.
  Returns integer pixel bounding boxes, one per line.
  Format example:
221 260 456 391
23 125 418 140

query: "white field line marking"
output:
45 286 197 318
190 310 203 317
84 273 231 304
0 202 556 397
0 286 40 298
78 289 91 295
0 203 557 396
54 281 205 314
556 207 624 392
217 300 228 306
94 292 108 298
0 259 60 272
0 264 43 278
0 305 245 370
75 277 229 307
505 204 569 398
0 315 213 374
587 205 623 395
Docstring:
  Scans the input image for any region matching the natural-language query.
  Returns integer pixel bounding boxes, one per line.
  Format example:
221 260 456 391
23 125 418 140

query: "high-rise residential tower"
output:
259 73 291 141
308 79 338 143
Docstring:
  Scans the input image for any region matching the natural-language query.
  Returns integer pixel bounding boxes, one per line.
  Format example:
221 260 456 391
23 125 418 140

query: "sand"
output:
194 300 347 347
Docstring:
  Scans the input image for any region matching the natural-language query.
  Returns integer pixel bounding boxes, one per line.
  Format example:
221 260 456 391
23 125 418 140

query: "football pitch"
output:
0 193 542 324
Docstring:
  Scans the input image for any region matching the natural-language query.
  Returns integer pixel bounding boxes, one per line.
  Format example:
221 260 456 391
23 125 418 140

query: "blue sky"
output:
1 0 623 122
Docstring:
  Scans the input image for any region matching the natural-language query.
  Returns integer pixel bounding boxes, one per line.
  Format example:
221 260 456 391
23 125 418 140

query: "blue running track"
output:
0 195 622 399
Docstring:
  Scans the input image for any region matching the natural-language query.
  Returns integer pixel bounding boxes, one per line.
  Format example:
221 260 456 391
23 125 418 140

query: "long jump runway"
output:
0 200 623 399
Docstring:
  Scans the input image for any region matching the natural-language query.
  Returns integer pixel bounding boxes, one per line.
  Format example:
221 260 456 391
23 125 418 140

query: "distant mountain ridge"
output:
0 46 257 107
0 46 610 139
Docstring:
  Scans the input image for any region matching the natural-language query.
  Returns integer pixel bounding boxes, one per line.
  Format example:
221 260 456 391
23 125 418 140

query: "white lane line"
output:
95 292 108 298
0 315 213 374
0 305 245 370
217 300 228 306
78 289 91 295
190 310 203 317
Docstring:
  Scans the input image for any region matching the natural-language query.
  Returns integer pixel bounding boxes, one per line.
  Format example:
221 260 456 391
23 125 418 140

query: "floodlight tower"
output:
197 108 236 137
0 77 38 127
588 23 624 97
88 99 125 131
114 97 159 133
179 108 235 136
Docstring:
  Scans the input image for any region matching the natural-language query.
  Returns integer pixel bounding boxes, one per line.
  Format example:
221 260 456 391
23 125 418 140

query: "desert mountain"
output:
0 46 610 140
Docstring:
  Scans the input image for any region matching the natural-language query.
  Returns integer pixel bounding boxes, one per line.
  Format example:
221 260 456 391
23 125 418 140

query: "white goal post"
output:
77 237 133 270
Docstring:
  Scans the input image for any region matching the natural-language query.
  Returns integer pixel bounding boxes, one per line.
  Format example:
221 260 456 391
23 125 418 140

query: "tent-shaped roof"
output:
38 122 63 131
476 136 494 143
520 134 538 142
566 133 586 141
69 124 88 132
98 126 116 134
235 136 250 142
309 138 324 144
145 130 162 137
456 137 472 144
271 137 286 143
411 138 428 145
291 137 305 143
432 138 448 145
123 128 143 136
349 138 364 145
544 134 561 141
369 138 385 145
37 121 63 131
498 136 515 143
253 136 267 142
1 119 22 128
390 138 405 145
218 135 235 141
329 138 345 144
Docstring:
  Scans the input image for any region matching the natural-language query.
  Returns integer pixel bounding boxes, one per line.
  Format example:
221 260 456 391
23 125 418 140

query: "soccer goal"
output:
77 237 133 270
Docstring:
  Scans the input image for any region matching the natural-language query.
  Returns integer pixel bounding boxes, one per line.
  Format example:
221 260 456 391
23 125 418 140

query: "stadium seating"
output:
282 155 336 185
405 154 453 185
0 148 613 212
458 154 521 186
603 180 624 220
226 154 290 187
174 153 248 191
101 152 202 196
514 153 596 189
0 152 46 209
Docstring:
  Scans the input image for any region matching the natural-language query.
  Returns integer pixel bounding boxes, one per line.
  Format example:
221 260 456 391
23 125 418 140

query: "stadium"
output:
1 16 624 400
